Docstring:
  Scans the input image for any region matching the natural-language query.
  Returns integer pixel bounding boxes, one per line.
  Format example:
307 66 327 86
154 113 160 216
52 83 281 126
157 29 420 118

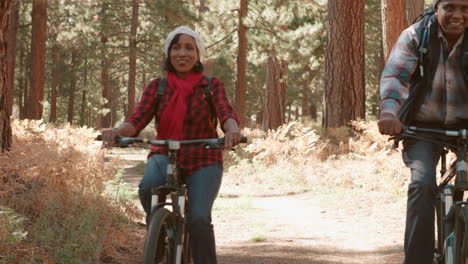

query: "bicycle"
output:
392 126 468 264
99 135 247 264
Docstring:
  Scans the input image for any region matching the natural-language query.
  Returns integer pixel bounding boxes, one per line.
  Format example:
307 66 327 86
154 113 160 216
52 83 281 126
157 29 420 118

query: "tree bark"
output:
0 0 13 152
406 0 425 25
382 0 407 60
127 0 139 117
18 39 26 119
301 80 309 119
100 3 110 128
262 57 286 130
49 44 58 123
67 49 77 124
204 59 214 76
234 0 248 128
28 0 48 120
6 0 19 116
324 0 365 128
80 57 88 127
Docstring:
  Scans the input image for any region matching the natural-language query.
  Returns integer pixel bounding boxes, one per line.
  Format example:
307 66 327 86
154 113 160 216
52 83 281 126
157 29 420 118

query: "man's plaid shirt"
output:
380 20 468 126
126 76 239 176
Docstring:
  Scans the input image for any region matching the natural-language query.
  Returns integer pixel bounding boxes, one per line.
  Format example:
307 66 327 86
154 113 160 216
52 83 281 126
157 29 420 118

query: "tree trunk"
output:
100 3 110 128
80 57 88 127
18 40 26 119
127 0 139 117
310 103 317 121
234 0 248 128
67 49 77 124
28 0 48 120
382 0 407 60
262 57 286 131
406 0 425 25
301 80 309 119
0 0 13 152
324 0 365 128
6 0 19 116
49 44 58 123
204 59 214 76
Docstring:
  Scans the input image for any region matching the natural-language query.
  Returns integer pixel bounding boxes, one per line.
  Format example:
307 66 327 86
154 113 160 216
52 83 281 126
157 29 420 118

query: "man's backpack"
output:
397 7 468 124
155 75 218 127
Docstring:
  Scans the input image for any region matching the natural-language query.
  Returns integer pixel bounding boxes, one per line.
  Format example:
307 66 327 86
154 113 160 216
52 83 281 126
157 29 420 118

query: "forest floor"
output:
110 152 406 264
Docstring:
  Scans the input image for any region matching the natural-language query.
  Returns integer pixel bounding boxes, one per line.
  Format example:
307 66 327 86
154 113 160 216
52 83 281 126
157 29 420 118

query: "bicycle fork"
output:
173 190 186 264
442 186 455 264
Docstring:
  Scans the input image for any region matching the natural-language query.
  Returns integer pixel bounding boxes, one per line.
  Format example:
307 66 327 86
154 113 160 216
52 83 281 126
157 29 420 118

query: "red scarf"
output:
156 71 204 140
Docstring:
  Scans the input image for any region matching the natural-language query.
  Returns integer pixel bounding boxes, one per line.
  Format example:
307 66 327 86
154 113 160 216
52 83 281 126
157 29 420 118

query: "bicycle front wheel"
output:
143 208 176 264
453 205 468 264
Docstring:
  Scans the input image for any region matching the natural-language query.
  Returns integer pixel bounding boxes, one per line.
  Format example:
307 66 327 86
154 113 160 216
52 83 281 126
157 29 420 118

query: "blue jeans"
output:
402 138 443 264
138 155 222 264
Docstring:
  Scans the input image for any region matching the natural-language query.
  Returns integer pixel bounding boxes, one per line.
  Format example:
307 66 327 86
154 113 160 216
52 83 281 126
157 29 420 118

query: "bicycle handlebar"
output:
403 126 468 138
390 126 468 149
96 135 248 149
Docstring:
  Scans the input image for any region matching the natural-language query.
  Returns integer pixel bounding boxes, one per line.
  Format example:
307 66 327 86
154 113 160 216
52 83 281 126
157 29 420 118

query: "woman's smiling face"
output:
436 0 468 42
169 34 199 79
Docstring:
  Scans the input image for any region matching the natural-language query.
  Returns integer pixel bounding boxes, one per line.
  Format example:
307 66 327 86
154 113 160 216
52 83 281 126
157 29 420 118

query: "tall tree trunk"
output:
235 0 248 128
28 0 48 120
406 0 425 25
6 0 19 116
262 57 286 131
310 103 317 121
382 0 407 60
127 0 139 116
0 0 12 152
204 59 214 76
67 49 77 124
18 41 26 119
80 57 88 127
110 80 117 127
301 80 309 119
324 0 365 128
100 3 110 128
49 44 58 123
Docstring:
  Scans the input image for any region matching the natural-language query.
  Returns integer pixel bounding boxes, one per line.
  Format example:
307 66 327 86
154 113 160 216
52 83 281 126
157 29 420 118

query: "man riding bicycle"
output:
378 0 468 263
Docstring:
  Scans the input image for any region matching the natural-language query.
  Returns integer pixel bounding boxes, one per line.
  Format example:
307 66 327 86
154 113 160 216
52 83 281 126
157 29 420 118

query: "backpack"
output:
155 75 218 128
397 7 468 124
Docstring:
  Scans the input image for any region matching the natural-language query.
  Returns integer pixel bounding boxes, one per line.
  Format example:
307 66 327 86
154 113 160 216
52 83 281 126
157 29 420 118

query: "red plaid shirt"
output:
126 76 239 176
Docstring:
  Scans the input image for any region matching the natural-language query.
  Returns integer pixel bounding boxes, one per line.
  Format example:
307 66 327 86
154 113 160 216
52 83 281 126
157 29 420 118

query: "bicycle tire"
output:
143 208 176 264
453 205 468 264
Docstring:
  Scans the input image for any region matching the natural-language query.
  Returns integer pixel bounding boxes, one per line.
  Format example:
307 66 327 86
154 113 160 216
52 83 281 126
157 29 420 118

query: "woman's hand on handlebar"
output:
224 131 242 149
378 115 403 136
101 128 121 148
101 123 137 148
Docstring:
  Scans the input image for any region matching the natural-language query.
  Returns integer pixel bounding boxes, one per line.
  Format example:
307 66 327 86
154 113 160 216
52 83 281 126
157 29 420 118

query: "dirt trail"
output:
114 153 406 264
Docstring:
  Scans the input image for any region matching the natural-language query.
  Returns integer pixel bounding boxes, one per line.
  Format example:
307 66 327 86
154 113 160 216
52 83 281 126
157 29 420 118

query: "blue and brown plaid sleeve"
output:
380 25 420 118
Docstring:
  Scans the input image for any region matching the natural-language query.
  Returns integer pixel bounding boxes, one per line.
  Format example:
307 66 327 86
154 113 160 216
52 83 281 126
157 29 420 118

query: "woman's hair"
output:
164 33 204 73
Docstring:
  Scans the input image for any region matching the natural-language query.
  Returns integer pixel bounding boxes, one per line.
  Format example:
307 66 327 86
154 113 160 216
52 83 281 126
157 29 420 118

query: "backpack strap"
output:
398 10 438 125
461 30 468 84
202 75 218 128
156 77 167 96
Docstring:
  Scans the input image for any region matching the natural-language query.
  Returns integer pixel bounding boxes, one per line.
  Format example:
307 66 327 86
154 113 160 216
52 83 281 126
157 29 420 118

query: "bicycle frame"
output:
149 141 188 264
105 136 247 264
395 126 468 264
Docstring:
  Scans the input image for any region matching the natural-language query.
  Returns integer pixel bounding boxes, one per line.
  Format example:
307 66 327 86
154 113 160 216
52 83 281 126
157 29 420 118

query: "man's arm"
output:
378 26 420 135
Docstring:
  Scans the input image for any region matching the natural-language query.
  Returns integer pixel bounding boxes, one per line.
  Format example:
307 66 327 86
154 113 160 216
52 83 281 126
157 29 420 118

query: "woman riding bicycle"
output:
102 26 241 264
378 0 468 263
